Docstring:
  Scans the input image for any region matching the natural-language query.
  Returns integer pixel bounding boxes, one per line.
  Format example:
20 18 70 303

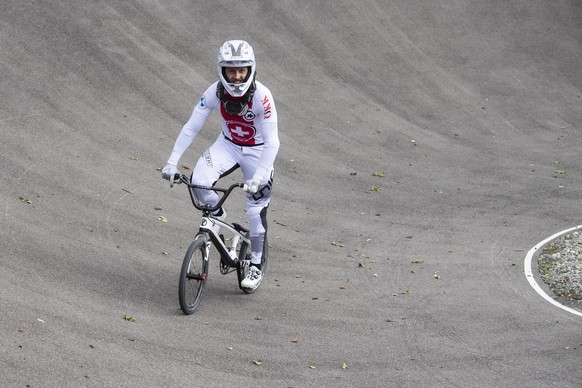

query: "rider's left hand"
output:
243 179 260 194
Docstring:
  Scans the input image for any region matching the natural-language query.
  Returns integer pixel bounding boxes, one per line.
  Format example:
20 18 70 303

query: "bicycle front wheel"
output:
179 237 209 314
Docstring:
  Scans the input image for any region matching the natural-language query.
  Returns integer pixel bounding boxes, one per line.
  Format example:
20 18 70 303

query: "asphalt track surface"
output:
1 1 581 387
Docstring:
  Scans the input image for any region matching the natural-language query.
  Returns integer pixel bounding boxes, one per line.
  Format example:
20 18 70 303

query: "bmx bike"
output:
173 173 268 315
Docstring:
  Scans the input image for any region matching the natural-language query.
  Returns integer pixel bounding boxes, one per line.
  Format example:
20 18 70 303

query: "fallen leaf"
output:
158 216 168 223
19 196 32 204
411 259 425 264
331 241 345 247
37 318 45 324
253 360 262 366
123 314 136 322
291 338 300 344
372 172 386 177
309 365 316 369
341 362 349 369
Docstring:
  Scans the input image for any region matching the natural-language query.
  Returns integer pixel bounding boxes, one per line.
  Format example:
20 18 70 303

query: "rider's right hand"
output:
161 163 178 187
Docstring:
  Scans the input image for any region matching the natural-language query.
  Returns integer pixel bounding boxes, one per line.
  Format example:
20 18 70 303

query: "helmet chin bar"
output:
216 77 256 116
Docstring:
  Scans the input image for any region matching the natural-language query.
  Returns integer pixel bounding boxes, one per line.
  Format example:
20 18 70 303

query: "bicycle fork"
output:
195 218 213 261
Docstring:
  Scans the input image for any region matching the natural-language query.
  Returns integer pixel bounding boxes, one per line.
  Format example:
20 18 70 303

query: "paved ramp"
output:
1 1 581 386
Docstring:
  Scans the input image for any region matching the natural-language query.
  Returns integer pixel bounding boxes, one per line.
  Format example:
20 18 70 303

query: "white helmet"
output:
217 40 256 97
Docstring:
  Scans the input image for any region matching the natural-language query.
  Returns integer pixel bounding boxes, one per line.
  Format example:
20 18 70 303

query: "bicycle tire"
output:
178 237 209 314
237 234 268 294
261 234 269 276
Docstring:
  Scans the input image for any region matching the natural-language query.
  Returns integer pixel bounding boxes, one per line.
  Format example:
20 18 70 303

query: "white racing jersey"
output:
168 80 279 181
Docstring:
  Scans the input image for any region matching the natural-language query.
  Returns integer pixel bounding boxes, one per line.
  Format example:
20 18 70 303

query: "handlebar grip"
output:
171 172 184 185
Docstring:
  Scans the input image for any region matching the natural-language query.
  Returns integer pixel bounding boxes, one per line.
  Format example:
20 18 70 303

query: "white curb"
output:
524 225 582 318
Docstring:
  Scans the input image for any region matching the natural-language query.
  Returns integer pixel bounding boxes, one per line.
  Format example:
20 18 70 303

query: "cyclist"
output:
161 40 280 291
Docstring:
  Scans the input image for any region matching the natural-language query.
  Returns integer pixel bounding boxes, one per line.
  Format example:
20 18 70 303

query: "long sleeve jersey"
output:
167 80 280 182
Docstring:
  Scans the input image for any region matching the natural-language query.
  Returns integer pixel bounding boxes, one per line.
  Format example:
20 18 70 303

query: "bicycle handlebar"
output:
173 173 244 213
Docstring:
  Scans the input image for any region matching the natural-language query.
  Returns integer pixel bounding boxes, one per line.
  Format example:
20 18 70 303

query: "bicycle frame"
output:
177 173 250 268
199 215 250 268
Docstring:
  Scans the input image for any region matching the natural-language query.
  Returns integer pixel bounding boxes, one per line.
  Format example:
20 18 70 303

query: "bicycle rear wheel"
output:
179 237 209 314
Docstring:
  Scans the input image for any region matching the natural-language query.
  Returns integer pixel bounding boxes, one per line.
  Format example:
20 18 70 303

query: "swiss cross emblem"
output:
226 121 256 144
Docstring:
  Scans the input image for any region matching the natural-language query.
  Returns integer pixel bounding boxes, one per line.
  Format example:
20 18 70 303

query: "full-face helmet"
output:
217 40 256 97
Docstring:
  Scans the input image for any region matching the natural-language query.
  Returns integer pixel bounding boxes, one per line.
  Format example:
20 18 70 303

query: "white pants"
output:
191 135 273 264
